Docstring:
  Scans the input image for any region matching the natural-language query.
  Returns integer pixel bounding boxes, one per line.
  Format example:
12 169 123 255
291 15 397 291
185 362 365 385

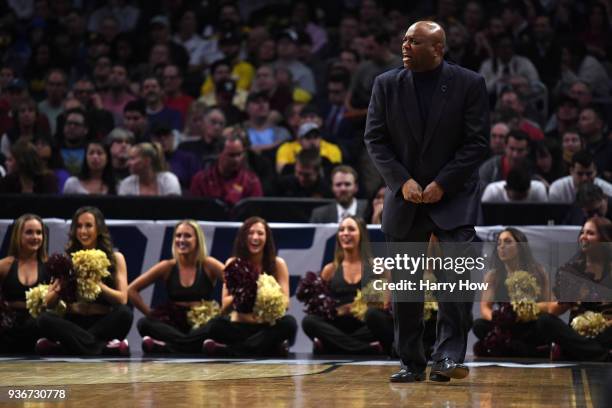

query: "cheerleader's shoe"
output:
202 339 228 356
142 336 168 354
105 339 130 356
35 338 62 355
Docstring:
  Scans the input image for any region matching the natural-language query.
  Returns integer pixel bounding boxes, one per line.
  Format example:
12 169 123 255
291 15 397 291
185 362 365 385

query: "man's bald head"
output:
402 21 446 72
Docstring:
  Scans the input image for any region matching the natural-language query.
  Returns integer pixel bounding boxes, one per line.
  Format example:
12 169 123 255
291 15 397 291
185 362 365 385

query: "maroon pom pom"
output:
224 258 259 313
45 253 78 303
0 293 16 332
296 271 337 320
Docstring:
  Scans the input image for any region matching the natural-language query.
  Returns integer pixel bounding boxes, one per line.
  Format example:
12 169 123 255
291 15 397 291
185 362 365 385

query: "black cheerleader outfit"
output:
137 262 219 353
37 264 133 355
301 264 377 354
0 259 48 353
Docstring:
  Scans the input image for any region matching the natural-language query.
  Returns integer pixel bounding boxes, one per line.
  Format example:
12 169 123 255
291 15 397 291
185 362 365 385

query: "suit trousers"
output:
137 316 213 353
37 305 133 355
386 206 475 372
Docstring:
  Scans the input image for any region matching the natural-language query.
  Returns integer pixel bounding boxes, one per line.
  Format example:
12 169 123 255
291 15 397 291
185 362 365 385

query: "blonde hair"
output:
171 220 208 266
8 214 48 262
134 142 167 172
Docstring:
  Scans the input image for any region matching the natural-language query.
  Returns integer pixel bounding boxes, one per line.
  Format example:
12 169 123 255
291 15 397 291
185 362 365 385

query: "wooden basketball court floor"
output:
1 354 610 407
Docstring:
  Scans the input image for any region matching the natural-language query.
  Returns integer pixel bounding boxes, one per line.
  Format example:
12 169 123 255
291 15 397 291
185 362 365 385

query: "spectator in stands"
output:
1 98 50 158
479 33 539 97
564 184 612 225
200 32 254 97
290 1 328 53
276 120 341 173
141 76 182 132
561 129 585 172
178 106 225 168
521 14 562 91
243 91 290 155
489 122 510 157
274 29 316 97
277 148 332 198
189 133 262 206
106 127 134 181
0 79 49 137
210 79 246 126
173 9 208 75
481 161 548 203
63 141 116 195
368 184 385 225
162 65 194 124
118 142 181 196
568 80 593 109
559 40 610 98
88 0 140 33
322 69 358 163
37 69 67 136
147 15 189 72
32 133 69 192
67 78 115 141
58 108 89 176
123 100 149 143
480 130 531 185
92 56 112 93
533 139 564 186
150 126 199 191
102 64 136 125
544 94 579 141
200 60 248 109
0 140 57 193
578 106 612 181
497 89 544 141
251 65 293 118
446 21 486 73
222 125 277 196
348 27 401 117
549 150 612 202
310 165 367 223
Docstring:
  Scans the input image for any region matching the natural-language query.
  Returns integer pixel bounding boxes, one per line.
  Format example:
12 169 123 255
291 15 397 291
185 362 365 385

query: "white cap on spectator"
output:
298 122 320 138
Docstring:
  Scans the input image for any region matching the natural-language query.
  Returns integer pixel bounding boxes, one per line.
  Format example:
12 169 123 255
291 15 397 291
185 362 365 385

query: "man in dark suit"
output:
310 165 367 223
364 21 489 383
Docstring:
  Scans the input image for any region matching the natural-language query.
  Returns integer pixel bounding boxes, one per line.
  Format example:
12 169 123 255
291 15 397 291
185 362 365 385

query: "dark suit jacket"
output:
309 199 368 223
364 61 490 237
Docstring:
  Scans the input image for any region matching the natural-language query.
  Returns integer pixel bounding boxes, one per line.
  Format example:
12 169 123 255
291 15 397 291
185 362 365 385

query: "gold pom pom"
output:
187 300 220 329
511 300 540 322
505 270 541 301
350 290 368 321
571 311 608 338
71 249 111 301
253 274 288 324
25 284 66 318
423 299 438 322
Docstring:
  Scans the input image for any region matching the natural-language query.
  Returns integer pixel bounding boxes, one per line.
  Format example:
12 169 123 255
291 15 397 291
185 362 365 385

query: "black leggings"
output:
37 305 133 355
0 310 41 354
537 313 612 361
207 315 297 357
302 314 375 354
137 317 214 353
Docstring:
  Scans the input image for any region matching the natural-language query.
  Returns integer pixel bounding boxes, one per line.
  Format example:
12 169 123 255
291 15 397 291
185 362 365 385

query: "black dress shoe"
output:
389 368 426 383
431 358 469 379
429 372 451 382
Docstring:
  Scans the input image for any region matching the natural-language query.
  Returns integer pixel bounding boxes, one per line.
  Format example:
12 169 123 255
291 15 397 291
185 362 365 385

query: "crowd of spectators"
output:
1 0 612 226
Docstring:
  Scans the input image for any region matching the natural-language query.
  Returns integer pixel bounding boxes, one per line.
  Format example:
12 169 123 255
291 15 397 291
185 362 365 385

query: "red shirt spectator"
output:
189 135 262 205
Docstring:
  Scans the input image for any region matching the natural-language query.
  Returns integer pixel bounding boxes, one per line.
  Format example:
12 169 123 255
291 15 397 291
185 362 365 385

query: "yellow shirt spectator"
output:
276 122 342 173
